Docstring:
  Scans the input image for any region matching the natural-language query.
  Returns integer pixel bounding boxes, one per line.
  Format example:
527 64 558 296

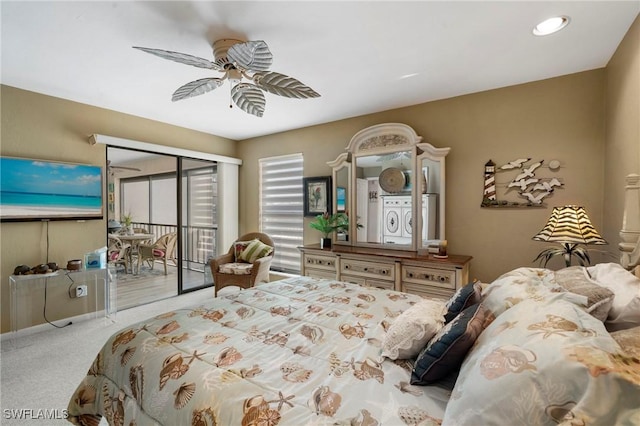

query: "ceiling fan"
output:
107 160 141 176
133 39 320 117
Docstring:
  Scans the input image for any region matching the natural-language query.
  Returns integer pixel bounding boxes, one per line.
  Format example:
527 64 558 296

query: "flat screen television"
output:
0 156 104 222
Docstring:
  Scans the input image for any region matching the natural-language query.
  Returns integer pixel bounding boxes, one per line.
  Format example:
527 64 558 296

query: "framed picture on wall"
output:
303 176 332 217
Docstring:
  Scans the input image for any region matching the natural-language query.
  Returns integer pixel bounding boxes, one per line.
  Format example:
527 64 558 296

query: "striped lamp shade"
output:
532 205 607 245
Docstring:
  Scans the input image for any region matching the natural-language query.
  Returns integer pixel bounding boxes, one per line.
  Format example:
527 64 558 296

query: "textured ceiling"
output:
2 1 638 140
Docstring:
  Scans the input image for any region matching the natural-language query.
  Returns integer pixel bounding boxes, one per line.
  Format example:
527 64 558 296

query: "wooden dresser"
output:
299 244 472 300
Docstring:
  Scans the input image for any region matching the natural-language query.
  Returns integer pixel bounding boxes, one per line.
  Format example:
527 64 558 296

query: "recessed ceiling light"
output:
533 16 570 36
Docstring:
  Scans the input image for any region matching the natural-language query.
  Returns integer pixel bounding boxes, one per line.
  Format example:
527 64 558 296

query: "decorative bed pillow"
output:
610 326 640 358
481 267 587 318
381 298 447 360
553 266 614 321
238 239 273 263
443 298 640 425
444 281 481 323
587 262 640 330
411 303 492 385
233 240 253 262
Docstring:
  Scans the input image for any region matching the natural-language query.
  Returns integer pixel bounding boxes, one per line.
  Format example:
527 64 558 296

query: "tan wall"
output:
0 85 236 333
5 15 638 332
238 69 607 283
604 15 640 251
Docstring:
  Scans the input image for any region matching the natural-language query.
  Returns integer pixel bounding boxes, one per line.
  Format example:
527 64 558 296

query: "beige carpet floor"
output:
0 287 213 425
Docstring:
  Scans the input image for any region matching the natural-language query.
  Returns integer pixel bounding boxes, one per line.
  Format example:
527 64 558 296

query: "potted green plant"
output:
121 212 134 235
309 212 349 249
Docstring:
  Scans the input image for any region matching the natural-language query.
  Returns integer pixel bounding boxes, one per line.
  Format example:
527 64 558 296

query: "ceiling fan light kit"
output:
133 39 320 117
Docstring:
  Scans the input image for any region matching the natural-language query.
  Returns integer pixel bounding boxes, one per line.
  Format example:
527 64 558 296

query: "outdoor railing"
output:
131 222 217 272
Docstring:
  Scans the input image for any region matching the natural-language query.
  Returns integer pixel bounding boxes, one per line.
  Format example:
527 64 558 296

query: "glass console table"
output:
8 266 117 346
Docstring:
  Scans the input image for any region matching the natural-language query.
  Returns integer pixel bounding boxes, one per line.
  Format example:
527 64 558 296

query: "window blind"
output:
259 154 303 274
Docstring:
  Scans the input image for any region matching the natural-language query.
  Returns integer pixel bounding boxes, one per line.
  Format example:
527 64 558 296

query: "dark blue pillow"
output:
444 281 480 323
411 303 490 385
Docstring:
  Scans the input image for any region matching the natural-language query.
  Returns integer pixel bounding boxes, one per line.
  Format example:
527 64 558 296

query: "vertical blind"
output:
259 154 303 274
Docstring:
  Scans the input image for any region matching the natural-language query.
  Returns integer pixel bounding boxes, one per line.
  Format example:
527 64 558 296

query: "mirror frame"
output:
416 142 450 252
327 152 351 245
329 123 449 251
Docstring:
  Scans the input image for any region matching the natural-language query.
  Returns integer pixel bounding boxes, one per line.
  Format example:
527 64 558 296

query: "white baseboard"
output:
0 310 111 343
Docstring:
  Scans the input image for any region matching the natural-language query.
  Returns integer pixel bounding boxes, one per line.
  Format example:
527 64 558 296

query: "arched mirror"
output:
329 123 449 251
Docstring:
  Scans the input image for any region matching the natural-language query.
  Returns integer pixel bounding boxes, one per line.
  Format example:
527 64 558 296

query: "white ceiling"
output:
2 1 638 141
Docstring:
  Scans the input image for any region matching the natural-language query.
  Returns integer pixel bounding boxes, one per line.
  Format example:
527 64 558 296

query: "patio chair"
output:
138 232 178 274
107 235 131 273
210 232 275 296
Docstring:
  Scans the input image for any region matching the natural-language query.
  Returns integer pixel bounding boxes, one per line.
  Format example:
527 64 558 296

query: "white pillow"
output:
587 262 640 330
381 298 447 360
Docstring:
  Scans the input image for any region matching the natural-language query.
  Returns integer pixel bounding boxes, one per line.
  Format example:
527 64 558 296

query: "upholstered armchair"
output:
138 232 178 275
210 232 275 296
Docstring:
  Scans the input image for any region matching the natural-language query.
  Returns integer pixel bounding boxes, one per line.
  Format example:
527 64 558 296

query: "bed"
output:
68 175 640 425
67 277 452 425
67 267 640 425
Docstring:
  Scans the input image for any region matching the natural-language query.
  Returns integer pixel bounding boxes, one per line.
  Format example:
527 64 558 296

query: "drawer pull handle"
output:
408 273 413 278
364 267 368 271
345 265 350 269
382 270 387 275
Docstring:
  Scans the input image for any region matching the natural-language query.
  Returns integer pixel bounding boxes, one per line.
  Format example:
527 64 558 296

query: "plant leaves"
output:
231 83 265 117
133 47 221 70
254 72 320 99
172 78 224 101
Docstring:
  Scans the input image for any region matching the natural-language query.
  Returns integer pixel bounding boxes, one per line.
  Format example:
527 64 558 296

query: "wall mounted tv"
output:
0 157 104 222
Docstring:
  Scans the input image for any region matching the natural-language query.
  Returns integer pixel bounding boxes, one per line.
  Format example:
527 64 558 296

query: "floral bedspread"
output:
67 276 450 425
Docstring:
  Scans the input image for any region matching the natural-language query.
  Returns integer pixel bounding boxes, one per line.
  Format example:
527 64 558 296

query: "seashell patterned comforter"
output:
67 276 451 425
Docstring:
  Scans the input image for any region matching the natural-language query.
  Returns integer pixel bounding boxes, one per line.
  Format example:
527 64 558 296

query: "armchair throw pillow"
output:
239 239 274 263
233 240 253 262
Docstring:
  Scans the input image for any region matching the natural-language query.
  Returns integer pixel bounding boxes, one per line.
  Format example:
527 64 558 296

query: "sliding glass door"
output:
181 158 218 292
107 147 218 310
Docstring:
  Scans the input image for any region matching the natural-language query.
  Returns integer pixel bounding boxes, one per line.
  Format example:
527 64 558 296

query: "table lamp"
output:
532 205 607 267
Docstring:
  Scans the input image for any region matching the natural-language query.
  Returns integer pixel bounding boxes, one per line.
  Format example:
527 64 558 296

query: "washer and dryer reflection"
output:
382 194 436 245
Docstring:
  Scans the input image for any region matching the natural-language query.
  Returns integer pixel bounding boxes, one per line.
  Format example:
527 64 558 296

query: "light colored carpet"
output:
0 287 213 425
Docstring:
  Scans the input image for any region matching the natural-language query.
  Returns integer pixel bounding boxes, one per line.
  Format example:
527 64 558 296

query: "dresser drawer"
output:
306 269 337 280
304 254 336 272
341 274 395 290
340 258 395 281
401 281 454 300
402 265 456 290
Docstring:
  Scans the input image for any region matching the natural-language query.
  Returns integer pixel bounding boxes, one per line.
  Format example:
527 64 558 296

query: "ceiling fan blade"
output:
231 83 265 117
172 78 224 101
107 160 141 172
133 46 221 71
254 71 320 99
111 166 141 172
227 40 273 72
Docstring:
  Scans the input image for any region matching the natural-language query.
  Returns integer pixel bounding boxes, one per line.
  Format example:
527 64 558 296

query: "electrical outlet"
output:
76 285 88 298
